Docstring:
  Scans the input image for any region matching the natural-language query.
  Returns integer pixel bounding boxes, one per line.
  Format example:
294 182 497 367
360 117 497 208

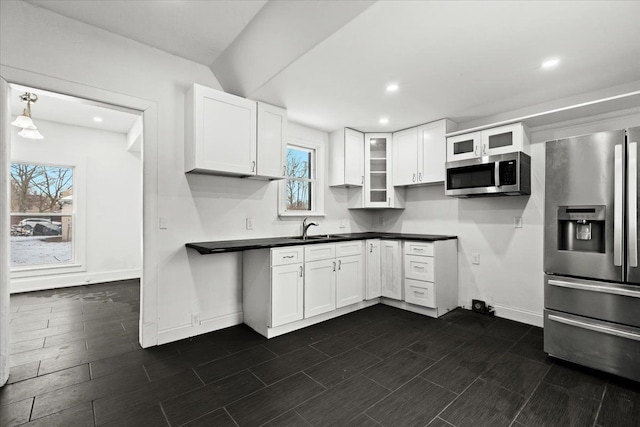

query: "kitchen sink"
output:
288 234 342 241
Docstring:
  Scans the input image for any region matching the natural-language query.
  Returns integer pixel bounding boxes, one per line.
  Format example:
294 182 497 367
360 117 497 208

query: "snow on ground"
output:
11 236 72 266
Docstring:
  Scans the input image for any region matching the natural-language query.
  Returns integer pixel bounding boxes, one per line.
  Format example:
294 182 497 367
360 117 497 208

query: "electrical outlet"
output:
246 217 253 230
191 313 199 326
339 219 346 229
159 217 168 230
472 252 480 265
514 217 523 228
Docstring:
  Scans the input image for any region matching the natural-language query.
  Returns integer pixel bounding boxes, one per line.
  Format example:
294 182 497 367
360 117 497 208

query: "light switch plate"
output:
246 218 253 230
472 252 480 265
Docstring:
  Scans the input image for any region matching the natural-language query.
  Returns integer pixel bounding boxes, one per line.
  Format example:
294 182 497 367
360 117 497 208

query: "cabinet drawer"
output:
404 242 434 257
405 279 435 308
271 247 303 266
405 254 434 281
305 244 336 262
336 241 363 257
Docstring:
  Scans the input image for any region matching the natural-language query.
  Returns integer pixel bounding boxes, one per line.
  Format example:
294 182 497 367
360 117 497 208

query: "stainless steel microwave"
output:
445 152 531 197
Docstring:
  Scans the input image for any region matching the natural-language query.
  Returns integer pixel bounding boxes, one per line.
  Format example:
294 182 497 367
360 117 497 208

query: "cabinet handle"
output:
474 145 479 156
251 161 256 172
338 260 342 270
418 172 422 182
412 173 416 183
299 265 303 277
361 175 364 185
414 248 424 252
415 266 425 270
283 255 294 259
333 261 336 271
370 243 373 253
388 197 391 206
482 144 487 155
415 290 425 295
282 165 286 176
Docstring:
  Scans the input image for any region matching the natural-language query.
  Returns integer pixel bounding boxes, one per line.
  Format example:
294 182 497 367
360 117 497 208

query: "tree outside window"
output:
10 163 74 267
285 145 314 211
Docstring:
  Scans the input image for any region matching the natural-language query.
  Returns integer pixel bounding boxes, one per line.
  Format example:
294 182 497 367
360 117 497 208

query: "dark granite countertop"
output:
186 232 457 255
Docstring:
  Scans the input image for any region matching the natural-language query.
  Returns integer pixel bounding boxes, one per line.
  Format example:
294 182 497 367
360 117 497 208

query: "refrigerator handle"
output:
629 142 638 267
614 145 623 266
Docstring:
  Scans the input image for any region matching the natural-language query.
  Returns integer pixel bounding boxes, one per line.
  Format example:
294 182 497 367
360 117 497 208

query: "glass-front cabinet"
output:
446 123 528 162
364 133 394 207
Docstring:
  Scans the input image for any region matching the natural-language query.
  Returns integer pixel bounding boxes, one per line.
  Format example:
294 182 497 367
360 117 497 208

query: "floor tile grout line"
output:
158 401 173 427
507 363 553 427
224 406 241 427
427 375 481 426
591 383 608 427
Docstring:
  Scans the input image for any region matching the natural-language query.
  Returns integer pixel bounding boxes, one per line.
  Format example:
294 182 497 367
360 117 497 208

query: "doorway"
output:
0 68 158 386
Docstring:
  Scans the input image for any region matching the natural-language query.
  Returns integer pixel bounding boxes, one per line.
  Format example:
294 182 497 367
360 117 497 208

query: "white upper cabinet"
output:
256 102 287 179
393 119 455 186
364 133 402 208
392 127 419 186
185 84 286 180
329 128 364 187
446 122 529 162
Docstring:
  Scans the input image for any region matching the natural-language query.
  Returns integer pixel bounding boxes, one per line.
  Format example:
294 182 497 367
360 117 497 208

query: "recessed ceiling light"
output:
93 117 103 123
541 58 560 69
379 117 389 125
386 83 399 92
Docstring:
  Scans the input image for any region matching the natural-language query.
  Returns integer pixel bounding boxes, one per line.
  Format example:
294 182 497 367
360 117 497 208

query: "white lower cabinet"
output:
304 258 337 318
401 240 458 316
305 242 364 315
336 254 364 308
381 240 402 299
365 240 381 299
271 263 304 327
243 238 457 338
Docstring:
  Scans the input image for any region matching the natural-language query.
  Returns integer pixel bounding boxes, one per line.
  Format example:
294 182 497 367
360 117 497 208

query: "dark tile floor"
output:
2 280 639 427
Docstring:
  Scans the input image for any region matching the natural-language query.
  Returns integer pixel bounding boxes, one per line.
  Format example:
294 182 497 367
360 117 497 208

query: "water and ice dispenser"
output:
557 205 606 253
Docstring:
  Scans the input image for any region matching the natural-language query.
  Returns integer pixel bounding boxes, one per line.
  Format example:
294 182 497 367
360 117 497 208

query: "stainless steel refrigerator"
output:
544 126 640 382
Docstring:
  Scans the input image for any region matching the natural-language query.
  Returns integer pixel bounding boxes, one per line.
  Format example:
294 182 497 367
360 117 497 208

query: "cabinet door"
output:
271 264 304 327
381 240 402 299
482 123 524 156
196 85 257 175
393 127 419 186
446 132 481 162
336 254 364 308
304 258 337 318
364 133 394 207
419 121 447 184
257 102 287 179
345 128 365 186
365 240 381 299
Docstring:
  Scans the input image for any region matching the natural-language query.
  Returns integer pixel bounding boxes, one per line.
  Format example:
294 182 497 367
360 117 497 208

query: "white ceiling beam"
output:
210 0 375 98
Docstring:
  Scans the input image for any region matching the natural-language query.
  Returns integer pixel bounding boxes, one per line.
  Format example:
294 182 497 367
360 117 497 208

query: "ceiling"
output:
25 0 640 133
10 84 141 134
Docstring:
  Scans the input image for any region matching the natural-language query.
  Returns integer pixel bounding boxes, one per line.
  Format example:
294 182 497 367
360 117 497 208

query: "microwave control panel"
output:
499 160 517 185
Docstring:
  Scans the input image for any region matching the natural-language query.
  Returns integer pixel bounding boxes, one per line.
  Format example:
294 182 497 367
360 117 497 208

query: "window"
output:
10 163 75 268
279 139 325 216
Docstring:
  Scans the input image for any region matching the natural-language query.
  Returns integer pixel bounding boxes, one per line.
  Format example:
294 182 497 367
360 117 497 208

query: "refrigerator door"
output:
627 127 640 284
544 130 625 282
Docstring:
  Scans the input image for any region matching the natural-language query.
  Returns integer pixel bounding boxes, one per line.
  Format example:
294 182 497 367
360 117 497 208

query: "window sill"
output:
279 212 326 218
11 263 86 279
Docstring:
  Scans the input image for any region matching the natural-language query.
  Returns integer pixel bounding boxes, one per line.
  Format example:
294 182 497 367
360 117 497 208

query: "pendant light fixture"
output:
11 92 44 139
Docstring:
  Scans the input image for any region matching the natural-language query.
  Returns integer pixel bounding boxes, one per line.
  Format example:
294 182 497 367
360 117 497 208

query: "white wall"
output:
0 1 370 345
10 119 142 293
377 111 640 326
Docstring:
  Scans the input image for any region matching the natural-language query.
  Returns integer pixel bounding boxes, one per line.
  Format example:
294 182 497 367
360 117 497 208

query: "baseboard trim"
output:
491 304 543 327
10 269 141 294
157 312 243 345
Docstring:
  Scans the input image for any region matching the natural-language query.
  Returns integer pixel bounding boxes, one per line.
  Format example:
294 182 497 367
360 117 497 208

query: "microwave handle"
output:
494 162 501 187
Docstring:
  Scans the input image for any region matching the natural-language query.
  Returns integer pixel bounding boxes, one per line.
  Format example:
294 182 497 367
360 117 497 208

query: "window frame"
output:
279 138 325 217
10 159 86 278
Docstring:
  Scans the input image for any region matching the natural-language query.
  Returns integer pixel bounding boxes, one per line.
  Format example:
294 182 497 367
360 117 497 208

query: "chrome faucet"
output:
302 217 319 240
